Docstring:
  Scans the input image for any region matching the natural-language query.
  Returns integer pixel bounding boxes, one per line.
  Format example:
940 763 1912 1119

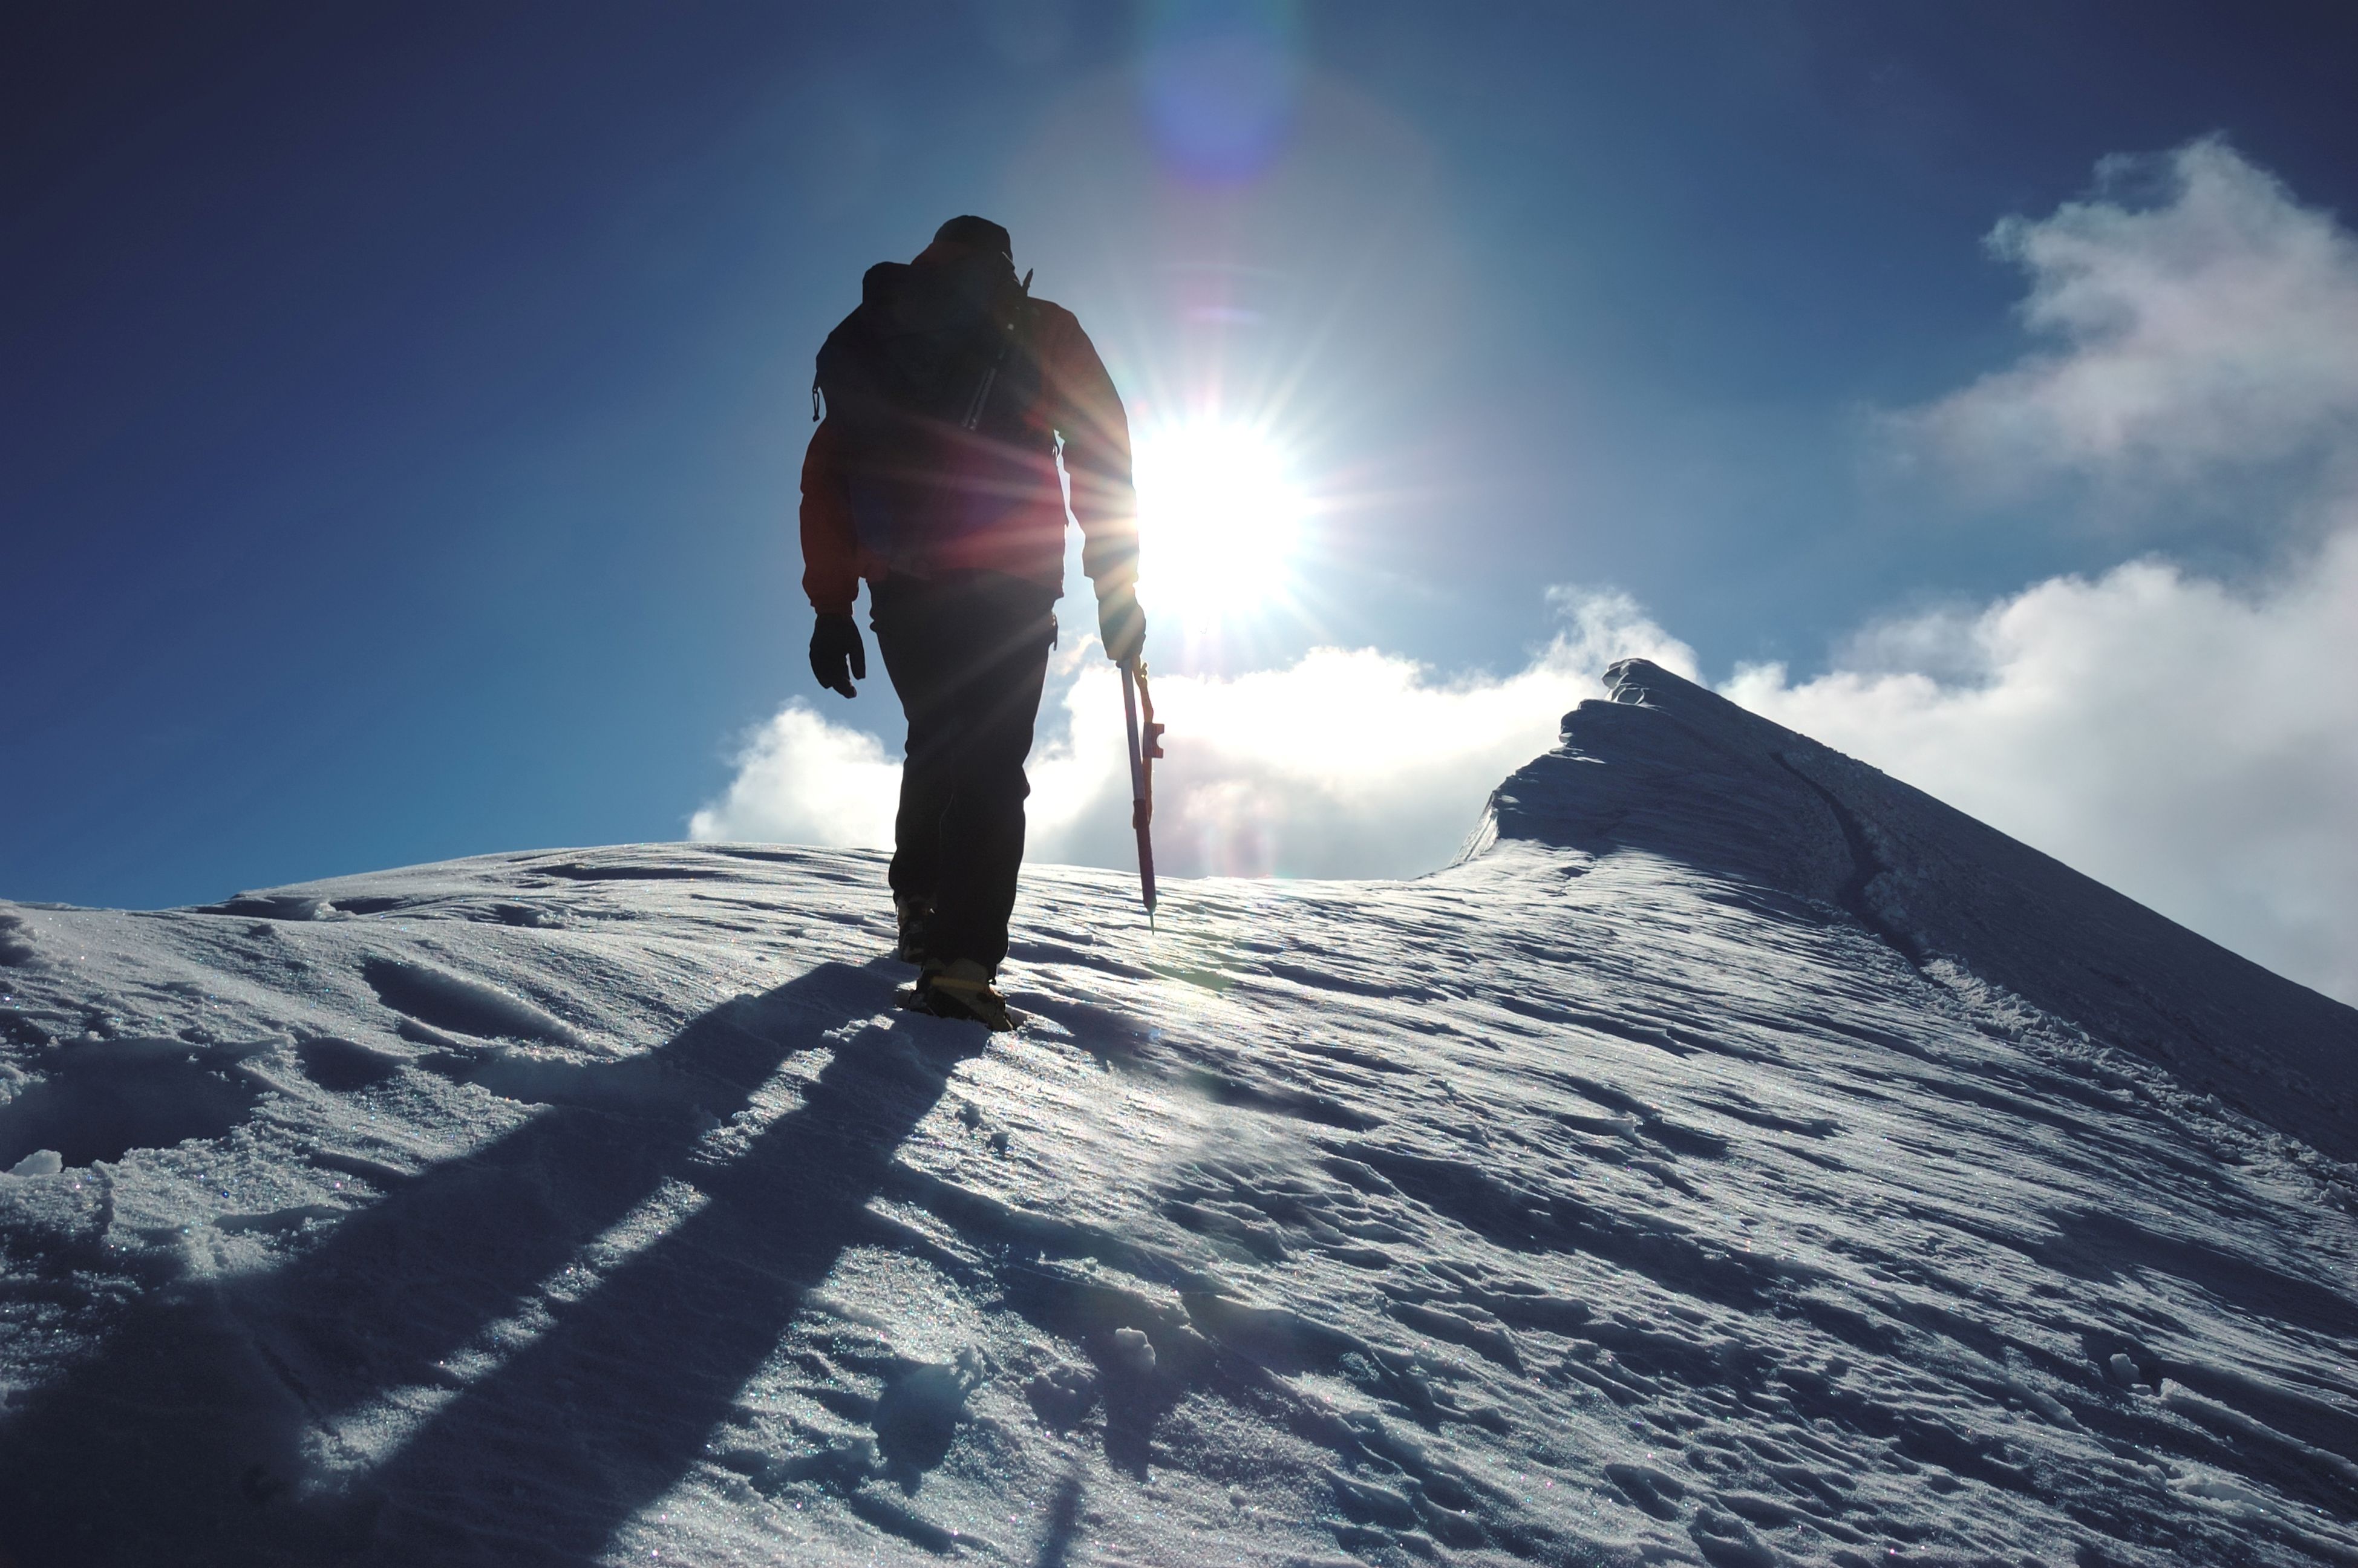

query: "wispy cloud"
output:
1892 137 2358 514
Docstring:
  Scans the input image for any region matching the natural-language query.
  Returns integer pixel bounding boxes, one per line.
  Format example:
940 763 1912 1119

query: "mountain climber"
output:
800 215 1143 1030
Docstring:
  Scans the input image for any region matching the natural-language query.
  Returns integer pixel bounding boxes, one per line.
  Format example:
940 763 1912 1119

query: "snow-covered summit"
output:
1480 658 2358 1163
1 679 2354 1566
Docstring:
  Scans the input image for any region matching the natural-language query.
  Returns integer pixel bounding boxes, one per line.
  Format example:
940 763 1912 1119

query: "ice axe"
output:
1119 656 1164 923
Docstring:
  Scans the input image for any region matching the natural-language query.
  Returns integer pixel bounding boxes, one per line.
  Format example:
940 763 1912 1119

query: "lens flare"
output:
1132 419 1307 625
1139 0 1301 185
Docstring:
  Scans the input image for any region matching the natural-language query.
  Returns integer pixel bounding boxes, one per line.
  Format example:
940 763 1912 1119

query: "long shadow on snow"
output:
0 959 961 1567
353 979 985 1563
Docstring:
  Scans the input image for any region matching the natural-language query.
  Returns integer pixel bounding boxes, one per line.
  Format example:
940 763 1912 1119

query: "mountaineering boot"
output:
894 895 934 964
912 958 1015 1031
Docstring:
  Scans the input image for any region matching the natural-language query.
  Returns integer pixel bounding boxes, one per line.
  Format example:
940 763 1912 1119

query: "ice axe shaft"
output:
1120 658 1163 918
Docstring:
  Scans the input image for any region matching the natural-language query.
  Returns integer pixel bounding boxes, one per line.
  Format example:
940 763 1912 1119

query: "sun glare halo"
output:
1130 419 1307 626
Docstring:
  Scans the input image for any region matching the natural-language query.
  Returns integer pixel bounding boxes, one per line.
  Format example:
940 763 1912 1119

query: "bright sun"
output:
1130 419 1307 625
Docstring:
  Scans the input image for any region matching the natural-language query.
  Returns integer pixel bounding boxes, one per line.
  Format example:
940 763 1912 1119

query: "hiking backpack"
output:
811 252 1047 574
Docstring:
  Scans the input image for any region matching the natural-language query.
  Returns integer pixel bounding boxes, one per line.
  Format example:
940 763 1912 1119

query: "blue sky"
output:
7 2 2357 982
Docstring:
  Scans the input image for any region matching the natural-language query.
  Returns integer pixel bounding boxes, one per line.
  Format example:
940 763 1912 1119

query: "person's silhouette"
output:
801 216 1143 1029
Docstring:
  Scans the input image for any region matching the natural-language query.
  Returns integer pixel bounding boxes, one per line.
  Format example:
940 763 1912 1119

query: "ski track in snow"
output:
2 667 2356 1567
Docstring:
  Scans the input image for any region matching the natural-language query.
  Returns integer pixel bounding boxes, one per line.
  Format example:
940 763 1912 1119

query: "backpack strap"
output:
960 268 1035 433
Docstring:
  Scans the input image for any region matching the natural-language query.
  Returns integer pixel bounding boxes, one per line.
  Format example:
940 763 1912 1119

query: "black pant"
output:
869 570 1057 974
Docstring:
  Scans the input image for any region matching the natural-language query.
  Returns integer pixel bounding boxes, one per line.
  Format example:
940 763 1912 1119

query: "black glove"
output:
1097 583 1146 665
809 613 866 698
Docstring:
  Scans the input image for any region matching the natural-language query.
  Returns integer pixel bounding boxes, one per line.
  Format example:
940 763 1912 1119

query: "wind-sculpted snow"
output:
0 783 2351 1563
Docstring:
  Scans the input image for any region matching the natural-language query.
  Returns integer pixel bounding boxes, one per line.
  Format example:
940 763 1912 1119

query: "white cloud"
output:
689 589 1695 881
1028 588 1696 878
1725 532 2358 1004
1734 139 2358 1004
687 707 898 849
1896 137 2358 511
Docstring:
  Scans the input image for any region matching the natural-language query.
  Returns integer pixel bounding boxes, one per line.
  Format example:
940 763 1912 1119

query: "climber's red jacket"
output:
800 243 1138 615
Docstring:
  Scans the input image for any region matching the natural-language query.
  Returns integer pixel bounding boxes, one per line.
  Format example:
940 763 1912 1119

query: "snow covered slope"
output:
1480 661 2358 1164
2 664 2354 1567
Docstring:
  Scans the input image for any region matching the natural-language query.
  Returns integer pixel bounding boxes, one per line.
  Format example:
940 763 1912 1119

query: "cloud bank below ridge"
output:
690 590 1697 883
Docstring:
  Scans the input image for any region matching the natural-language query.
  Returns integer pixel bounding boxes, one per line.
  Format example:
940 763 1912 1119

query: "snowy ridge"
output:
1 701 2354 1565
1482 658 2358 1163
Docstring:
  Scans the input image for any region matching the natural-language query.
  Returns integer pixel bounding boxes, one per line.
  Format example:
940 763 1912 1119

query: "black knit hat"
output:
933 215 1013 260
